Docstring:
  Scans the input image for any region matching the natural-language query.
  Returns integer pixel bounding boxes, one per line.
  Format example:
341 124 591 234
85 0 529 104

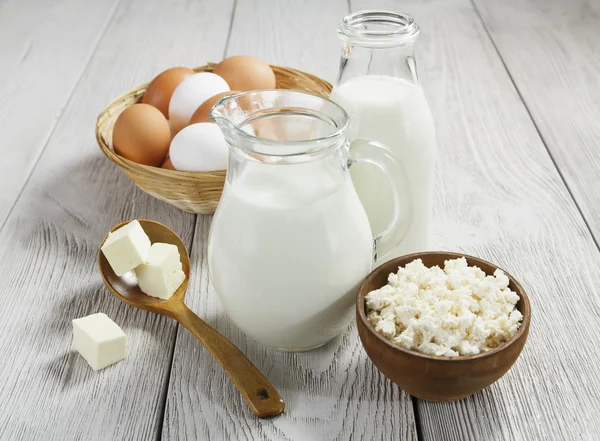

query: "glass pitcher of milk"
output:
330 11 437 261
208 90 412 350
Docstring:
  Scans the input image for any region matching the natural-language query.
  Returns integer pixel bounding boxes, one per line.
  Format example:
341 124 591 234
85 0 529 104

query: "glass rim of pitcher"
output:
338 10 420 48
210 89 351 158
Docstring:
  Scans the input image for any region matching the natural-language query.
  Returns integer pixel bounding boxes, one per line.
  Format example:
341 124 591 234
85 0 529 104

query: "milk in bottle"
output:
330 11 437 262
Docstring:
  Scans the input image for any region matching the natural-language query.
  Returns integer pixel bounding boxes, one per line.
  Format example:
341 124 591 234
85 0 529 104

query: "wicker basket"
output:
96 64 333 214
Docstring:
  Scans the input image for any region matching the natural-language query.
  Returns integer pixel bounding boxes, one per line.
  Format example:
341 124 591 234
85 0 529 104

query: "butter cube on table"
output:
72 313 127 371
101 220 151 277
135 243 185 300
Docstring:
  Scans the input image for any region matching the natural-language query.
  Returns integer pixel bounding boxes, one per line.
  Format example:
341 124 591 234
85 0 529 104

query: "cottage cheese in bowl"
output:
365 257 523 357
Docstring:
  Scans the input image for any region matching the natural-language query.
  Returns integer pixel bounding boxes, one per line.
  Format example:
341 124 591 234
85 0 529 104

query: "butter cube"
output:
72 313 127 371
135 243 185 300
101 220 151 276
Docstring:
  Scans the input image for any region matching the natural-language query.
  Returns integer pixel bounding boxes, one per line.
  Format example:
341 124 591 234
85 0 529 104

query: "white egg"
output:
169 123 229 172
168 73 229 133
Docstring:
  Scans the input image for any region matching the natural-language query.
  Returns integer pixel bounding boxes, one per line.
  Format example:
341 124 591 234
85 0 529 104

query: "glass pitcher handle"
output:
347 139 414 263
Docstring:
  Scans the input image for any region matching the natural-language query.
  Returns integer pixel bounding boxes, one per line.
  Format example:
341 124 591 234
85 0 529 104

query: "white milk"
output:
208 162 373 350
330 75 436 261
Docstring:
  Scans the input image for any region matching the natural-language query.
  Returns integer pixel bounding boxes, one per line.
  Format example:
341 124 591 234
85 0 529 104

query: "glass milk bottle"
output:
330 11 436 262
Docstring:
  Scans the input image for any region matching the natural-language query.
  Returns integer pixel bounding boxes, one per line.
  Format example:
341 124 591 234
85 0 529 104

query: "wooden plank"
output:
0 0 119 226
352 0 600 439
0 0 233 439
471 0 600 242
216 0 345 84
162 1 419 440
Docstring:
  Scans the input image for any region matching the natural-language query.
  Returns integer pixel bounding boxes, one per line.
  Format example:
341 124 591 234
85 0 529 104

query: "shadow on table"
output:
11 156 136 294
38 281 124 388
44 282 107 334
15 153 192 253
168 311 361 408
14 151 190 326
44 351 94 391
40 280 124 390
416 386 507 437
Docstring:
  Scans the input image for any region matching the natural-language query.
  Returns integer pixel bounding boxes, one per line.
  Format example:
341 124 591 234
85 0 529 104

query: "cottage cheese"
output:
365 257 523 357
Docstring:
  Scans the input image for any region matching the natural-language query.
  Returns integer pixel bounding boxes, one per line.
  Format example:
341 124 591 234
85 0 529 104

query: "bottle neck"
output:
336 43 419 86
336 11 421 86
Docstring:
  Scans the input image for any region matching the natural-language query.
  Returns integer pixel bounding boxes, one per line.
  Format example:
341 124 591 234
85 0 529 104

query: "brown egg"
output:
113 104 171 166
189 90 240 125
161 157 176 170
142 67 195 118
212 56 276 91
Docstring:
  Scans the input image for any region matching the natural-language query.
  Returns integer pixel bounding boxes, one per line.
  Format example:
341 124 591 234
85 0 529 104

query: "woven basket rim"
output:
95 63 331 180
95 62 332 214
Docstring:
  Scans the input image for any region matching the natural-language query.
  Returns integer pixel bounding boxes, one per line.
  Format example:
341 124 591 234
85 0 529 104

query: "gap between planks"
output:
469 0 600 253
0 0 124 237
155 1 238 439
155 214 200 441
345 1 427 437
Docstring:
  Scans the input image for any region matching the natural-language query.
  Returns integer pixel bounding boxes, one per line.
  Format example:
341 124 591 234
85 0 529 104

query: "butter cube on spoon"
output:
100 220 151 276
135 243 185 300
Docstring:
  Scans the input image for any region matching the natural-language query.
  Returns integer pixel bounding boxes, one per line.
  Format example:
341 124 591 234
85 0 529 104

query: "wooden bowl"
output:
356 251 531 402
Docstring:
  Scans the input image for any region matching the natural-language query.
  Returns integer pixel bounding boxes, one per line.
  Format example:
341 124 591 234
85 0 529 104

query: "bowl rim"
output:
357 251 531 362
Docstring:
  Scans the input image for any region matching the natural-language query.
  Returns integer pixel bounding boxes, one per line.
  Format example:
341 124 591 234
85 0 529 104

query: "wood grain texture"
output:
0 0 119 226
162 1 418 440
2 0 599 440
0 0 233 439
219 0 346 83
471 0 600 244
353 0 600 439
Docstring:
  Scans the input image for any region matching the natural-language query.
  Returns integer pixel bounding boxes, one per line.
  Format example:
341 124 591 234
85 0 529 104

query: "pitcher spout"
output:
209 94 238 134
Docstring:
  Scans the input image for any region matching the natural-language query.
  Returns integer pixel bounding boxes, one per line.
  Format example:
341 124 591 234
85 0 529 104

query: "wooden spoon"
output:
98 219 284 418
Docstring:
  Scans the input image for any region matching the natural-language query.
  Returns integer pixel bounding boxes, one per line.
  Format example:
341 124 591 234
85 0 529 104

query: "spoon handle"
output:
175 303 285 418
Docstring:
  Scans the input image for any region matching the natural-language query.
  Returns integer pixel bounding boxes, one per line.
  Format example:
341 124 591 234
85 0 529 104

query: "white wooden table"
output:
1 0 599 439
